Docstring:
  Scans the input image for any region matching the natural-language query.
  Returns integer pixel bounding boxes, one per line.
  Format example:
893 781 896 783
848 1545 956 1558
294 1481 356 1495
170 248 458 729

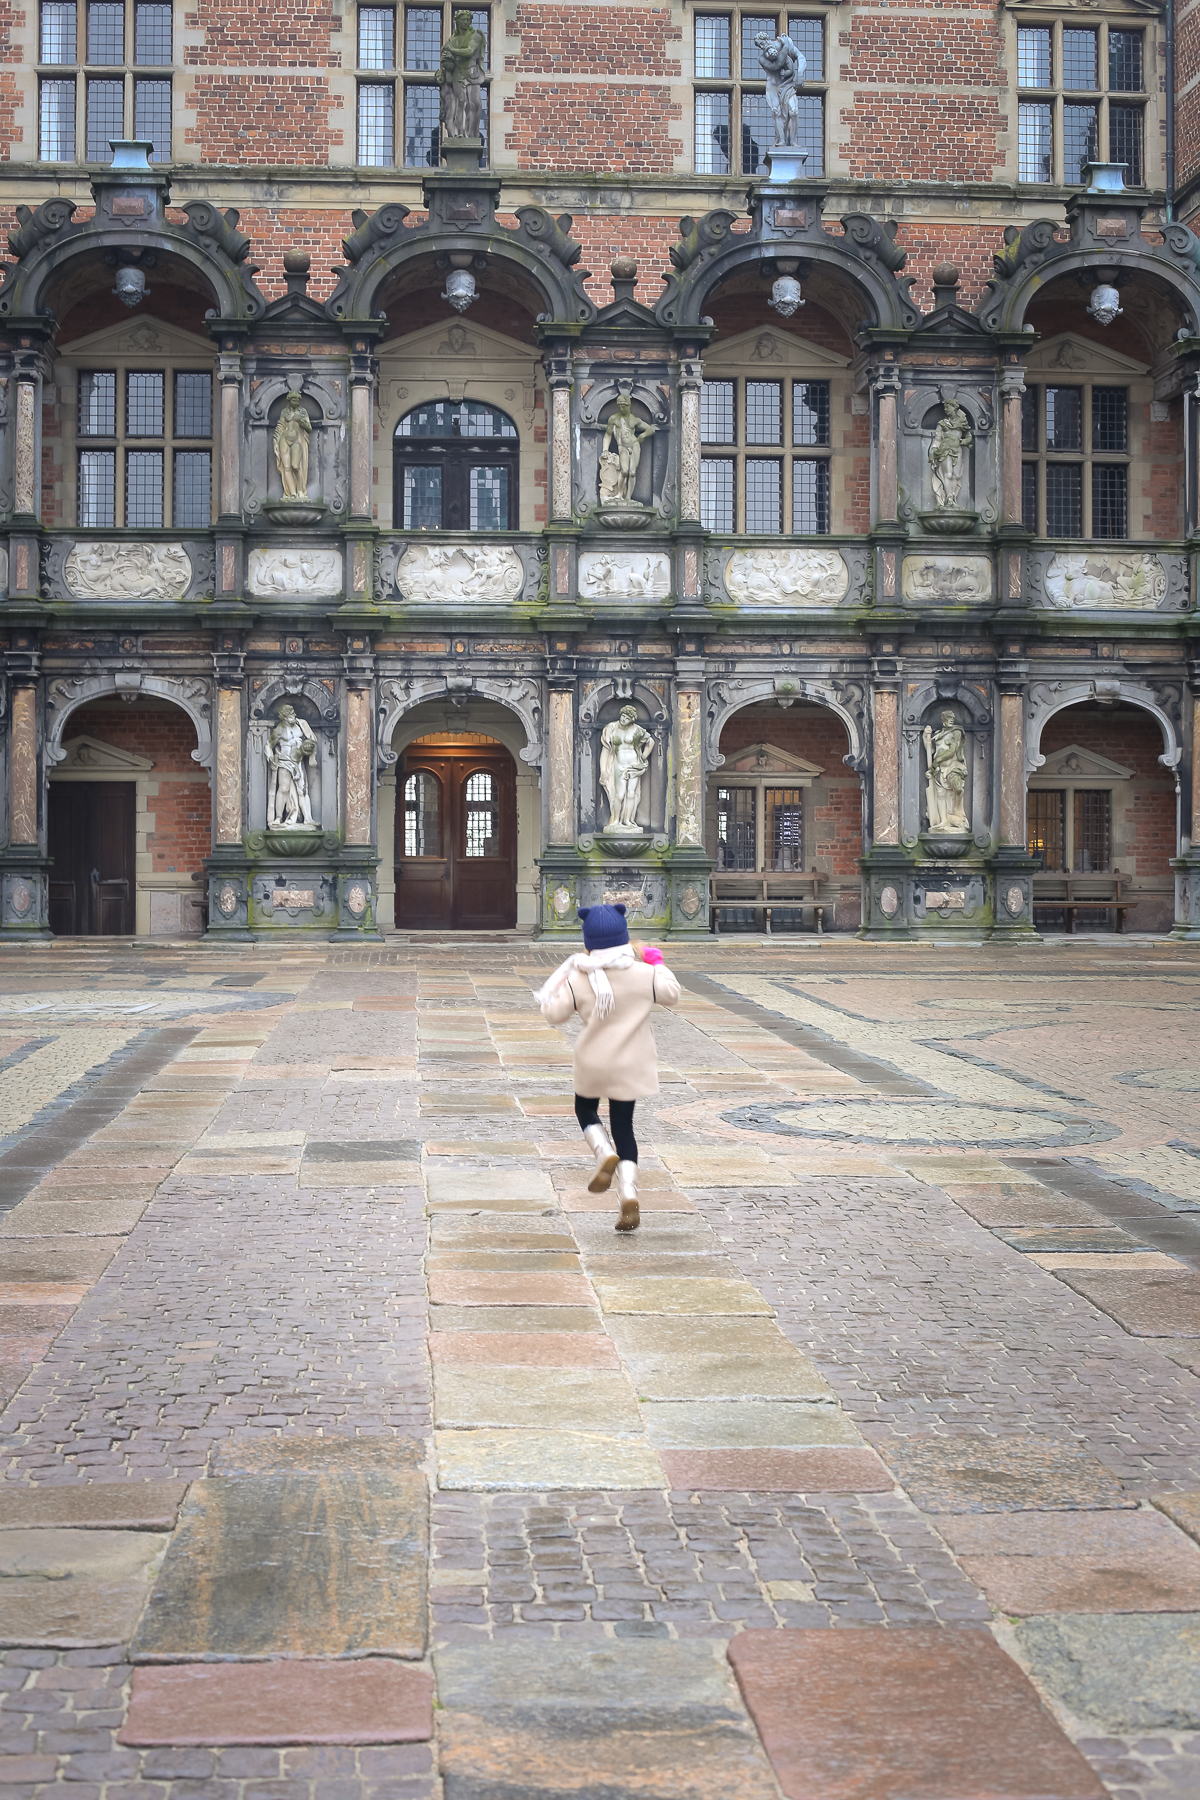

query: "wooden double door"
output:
48 782 135 936
396 745 517 930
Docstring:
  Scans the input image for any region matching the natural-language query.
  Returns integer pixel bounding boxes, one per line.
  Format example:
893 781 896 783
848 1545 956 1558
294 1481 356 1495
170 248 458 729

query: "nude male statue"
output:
599 395 655 505
267 703 318 830
754 33 805 147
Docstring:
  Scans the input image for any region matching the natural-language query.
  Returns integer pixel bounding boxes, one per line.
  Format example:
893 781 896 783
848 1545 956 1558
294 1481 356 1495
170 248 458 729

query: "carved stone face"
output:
618 705 638 726
940 709 956 728
1088 284 1122 326
277 703 297 724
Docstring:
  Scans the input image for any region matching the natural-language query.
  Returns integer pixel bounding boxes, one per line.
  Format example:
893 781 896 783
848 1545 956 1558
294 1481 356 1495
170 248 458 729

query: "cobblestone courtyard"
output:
1 936 1199 1798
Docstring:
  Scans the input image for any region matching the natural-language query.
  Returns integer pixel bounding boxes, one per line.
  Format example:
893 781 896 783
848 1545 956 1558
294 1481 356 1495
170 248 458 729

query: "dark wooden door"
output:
396 748 516 930
48 783 135 936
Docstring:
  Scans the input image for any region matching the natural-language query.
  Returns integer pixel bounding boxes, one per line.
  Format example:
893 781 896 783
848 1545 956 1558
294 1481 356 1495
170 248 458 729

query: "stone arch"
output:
704 674 868 774
377 674 543 773
45 671 213 768
978 218 1200 341
1025 680 1182 779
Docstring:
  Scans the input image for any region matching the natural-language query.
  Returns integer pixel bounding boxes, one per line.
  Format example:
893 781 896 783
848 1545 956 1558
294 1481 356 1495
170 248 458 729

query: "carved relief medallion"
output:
273 889 315 909
679 885 702 919
346 883 367 916
397 542 524 605
725 547 850 607
10 882 32 918
901 556 992 604
65 541 191 600
247 548 343 597
551 885 573 917
1004 885 1025 918
1041 553 1167 610
216 883 239 916
879 885 899 917
579 551 672 601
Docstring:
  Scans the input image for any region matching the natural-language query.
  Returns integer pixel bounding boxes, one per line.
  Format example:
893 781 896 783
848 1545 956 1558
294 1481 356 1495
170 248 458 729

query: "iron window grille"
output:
1016 20 1145 187
715 783 808 930
393 399 518 530
356 4 489 169
1021 383 1130 539
693 10 825 176
73 363 213 528
700 376 832 533
38 0 173 163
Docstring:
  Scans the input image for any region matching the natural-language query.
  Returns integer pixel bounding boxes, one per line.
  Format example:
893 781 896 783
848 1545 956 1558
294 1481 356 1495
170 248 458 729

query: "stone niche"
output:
574 377 671 525
579 689 669 841
244 369 347 527
246 690 338 839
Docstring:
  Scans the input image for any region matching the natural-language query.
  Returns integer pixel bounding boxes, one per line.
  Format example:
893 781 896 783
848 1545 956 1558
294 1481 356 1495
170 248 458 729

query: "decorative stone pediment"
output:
703 327 849 371
55 317 216 363
54 735 155 774
1031 744 1135 785
1025 332 1148 377
378 318 542 422
720 741 824 781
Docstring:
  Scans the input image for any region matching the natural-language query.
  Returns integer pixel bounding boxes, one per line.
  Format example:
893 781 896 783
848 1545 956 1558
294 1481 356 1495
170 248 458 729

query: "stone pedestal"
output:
1171 850 1200 938
205 841 381 941
537 843 712 939
859 845 1039 940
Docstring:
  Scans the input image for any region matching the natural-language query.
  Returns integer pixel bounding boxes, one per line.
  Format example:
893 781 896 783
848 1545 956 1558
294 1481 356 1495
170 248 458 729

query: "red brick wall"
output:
186 75 345 164
717 704 863 929
1179 0 1200 195
504 3 680 169
0 1 23 162
69 704 211 874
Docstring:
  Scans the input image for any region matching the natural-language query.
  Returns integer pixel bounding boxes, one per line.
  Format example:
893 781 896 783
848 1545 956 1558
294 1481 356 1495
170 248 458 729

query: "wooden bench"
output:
710 871 825 935
1031 875 1138 933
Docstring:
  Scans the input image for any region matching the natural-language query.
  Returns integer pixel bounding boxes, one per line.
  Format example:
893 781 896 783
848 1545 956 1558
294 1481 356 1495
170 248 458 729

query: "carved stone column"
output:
543 344 573 522
218 344 242 520
1001 362 1025 529
871 687 899 845
215 684 244 845
9 684 38 844
13 379 37 519
999 690 1026 845
873 359 901 528
344 684 373 844
674 682 703 849
678 356 702 524
348 340 376 522
547 681 574 846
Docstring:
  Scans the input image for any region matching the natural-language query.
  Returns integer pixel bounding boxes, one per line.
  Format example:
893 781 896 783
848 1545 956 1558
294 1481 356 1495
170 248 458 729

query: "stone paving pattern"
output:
0 940 1199 1794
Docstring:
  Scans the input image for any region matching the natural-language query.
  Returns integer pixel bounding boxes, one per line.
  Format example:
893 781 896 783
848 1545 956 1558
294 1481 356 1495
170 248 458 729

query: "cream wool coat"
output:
542 960 681 1100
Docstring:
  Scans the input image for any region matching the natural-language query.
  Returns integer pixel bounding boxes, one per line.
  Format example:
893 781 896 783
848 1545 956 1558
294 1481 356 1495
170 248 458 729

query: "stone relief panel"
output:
1029 551 1185 612
394 542 525 605
60 541 192 600
247 548 344 597
724 547 850 607
901 555 993 605
578 551 672 601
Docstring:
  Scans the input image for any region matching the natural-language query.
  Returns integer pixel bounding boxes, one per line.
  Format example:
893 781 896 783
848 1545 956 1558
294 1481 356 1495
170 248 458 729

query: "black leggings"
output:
575 1094 638 1164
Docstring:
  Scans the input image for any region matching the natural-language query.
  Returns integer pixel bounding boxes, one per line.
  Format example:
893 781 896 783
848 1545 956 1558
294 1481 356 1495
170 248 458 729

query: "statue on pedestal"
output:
272 392 311 501
755 33 805 146
600 706 654 835
599 396 655 505
922 709 971 834
438 9 487 139
267 704 318 829
929 397 972 511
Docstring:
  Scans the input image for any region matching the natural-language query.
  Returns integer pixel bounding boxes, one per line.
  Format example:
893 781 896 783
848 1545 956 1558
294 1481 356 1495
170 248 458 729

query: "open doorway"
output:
396 733 517 929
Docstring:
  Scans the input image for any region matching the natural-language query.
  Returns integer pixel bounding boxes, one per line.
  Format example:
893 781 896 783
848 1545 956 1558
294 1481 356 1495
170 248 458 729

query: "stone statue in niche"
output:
438 9 486 139
922 709 971 834
600 705 654 836
755 32 804 145
267 703 318 830
928 397 972 511
600 396 655 504
273 392 311 500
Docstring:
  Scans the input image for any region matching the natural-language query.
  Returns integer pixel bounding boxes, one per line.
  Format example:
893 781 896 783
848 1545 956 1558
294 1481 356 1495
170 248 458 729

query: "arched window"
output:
463 769 498 856
394 401 518 530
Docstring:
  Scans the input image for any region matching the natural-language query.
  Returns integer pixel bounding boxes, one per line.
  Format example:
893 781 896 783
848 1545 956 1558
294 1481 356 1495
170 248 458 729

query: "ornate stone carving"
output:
755 31 804 144
64 541 192 599
247 548 343 596
396 542 524 604
923 710 971 834
272 391 311 499
551 884 572 917
1004 885 1025 918
879 885 899 917
901 555 992 604
600 706 653 836
929 397 972 510
679 885 702 919
266 704 319 830
579 551 672 600
725 547 850 607
0 547 8 593
216 883 239 916
599 395 656 505
346 883 368 916
1042 553 1168 610
438 9 486 138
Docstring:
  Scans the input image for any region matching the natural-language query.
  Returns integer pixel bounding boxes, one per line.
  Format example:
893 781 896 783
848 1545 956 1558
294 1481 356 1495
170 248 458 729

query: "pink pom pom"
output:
642 945 664 965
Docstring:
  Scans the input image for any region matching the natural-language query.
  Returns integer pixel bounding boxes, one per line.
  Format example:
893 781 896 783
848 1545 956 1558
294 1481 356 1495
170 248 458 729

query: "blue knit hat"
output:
578 903 630 952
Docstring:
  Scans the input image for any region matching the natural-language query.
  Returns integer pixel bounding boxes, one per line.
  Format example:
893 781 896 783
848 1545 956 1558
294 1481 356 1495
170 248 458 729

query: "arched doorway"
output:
1028 700 1177 933
711 701 864 931
393 723 518 931
47 697 211 937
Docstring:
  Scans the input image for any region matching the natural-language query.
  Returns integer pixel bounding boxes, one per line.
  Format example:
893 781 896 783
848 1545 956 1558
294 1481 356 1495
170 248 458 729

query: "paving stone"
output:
1151 1491 1200 1545
727 1626 1105 1799
0 1479 188 1531
607 1316 798 1357
997 1226 1150 1253
434 1641 779 1799
935 1511 1200 1614
0 1238 124 1282
208 1436 423 1477
1052 1270 1200 1336
882 1436 1133 1512
306 1140 420 1163
435 1429 664 1491
559 1188 700 1213
657 1149 780 1187
120 1659 434 1747
430 1304 604 1334
131 1471 428 1660
427 1250 583 1272
1031 1252 1185 1271
0 1197 150 1235
433 1367 644 1433
568 1219 717 1254
624 1353 835 1403
659 1448 896 1492
430 1224 578 1251
425 1168 556 1211
428 1271 595 1308
641 1401 859 1449
583 1254 741 1279
0 1527 166 1579
0 1576 152 1646
594 1278 773 1316
1015 1615 1200 1731
552 1168 678 1194
429 1331 623 1369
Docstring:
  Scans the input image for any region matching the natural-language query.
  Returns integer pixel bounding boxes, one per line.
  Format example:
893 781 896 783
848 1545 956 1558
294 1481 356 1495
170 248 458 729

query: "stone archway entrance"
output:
396 732 518 930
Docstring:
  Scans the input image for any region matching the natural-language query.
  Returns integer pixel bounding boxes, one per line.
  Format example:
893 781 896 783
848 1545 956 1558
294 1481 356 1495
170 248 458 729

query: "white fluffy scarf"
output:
534 944 636 1020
